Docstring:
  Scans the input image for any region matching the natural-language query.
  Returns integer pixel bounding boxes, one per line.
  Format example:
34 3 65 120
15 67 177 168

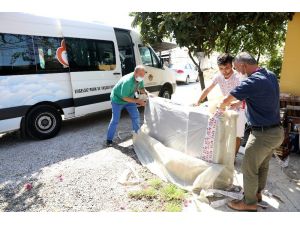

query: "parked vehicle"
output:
169 63 199 84
0 13 176 139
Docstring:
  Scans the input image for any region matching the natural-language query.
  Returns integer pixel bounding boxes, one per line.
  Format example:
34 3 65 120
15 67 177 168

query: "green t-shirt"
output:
110 72 145 104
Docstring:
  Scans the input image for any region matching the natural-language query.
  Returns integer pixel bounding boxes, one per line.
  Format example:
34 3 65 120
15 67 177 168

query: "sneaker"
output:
106 140 114 147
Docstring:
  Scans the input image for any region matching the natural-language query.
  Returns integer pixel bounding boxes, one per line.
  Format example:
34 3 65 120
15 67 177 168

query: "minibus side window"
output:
33 36 69 73
65 38 116 72
0 33 36 75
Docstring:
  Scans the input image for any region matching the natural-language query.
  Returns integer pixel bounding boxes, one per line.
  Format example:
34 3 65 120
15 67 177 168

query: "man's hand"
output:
229 101 242 110
218 94 237 111
147 93 155 98
193 102 200 107
217 102 226 111
136 99 146 107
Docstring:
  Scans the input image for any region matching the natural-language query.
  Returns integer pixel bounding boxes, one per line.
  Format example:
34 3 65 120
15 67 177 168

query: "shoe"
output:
106 140 114 147
256 192 268 208
227 200 257 212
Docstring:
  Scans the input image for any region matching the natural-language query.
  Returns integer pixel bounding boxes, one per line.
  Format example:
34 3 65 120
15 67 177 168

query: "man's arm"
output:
122 97 145 106
219 95 237 110
194 82 216 106
120 82 146 106
139 88 148 95
140 88 154 97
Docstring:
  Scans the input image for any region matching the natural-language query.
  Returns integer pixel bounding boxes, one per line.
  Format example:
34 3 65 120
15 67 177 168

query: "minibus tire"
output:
20 117 27 138
25 105 62 140
159 87 172 99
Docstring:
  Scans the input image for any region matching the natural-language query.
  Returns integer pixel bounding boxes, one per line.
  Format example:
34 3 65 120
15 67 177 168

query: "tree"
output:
215 13 293 63
131 12 293 90
131 12 228 90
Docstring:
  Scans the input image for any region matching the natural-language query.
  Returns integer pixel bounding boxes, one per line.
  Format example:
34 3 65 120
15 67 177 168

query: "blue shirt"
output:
230 68 280 126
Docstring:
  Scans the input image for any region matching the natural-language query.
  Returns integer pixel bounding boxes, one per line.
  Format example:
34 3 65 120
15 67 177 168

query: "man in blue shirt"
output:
219 52 284 211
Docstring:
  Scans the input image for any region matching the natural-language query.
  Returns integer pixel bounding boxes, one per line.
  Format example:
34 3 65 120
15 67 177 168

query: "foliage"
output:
260 48 284 79
130 12 293 88
215 13 292 63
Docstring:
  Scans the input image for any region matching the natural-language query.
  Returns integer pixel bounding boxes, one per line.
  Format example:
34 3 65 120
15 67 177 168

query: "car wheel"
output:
159 87 172 99
25 105 62 140
185 76 190 85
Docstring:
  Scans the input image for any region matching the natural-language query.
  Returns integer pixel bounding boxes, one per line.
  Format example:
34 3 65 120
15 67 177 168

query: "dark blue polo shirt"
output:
230 68 280 126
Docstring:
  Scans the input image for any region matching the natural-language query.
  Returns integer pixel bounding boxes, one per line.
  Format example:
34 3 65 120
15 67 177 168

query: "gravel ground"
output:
1 82 299 212
0 108 163 212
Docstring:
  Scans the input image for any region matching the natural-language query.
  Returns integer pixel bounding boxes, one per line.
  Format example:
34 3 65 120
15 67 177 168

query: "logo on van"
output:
148 74 153 81
56 40 69 67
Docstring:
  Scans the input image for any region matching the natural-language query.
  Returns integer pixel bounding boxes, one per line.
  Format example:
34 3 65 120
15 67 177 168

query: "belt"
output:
249 124 281 131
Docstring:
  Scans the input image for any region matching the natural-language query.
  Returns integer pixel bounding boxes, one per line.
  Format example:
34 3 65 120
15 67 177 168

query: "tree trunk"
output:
256 49 261 63
198 69 205 90
188 50 206 90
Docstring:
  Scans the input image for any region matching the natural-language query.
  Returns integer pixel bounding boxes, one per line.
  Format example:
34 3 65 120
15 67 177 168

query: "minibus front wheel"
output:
159 85 172 99
25 104 62 140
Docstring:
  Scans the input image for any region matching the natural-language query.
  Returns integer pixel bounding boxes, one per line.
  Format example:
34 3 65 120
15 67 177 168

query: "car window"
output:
0 33 36 75
33 36 69 73
65 38 116 72
139 46 160 68
139 47 152 66
150 48 159 68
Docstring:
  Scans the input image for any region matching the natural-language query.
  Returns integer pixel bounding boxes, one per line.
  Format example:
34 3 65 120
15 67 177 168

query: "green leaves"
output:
131 12 293 58
130 12 294 87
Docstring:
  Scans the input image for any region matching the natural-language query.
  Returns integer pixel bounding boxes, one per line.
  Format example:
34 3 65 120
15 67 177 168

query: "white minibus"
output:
0 13 176 139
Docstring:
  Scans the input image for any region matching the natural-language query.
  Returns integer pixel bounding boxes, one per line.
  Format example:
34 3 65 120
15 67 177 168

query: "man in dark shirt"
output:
219 52 284 211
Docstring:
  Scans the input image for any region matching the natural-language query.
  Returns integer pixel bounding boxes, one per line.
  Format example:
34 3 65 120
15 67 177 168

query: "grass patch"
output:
128 178 187 212
164 201 182 212
148 178 163 189
160 184 186 201
128 187 158 200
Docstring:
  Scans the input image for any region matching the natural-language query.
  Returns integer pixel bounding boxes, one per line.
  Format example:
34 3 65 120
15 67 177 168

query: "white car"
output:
169 63 199 84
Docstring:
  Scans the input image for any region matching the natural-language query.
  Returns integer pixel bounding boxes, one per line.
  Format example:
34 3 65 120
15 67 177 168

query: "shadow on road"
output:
0 107 144 188
0 177 45 211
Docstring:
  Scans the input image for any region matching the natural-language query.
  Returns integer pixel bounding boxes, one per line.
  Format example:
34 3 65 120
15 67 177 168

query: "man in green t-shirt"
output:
106 65 151 146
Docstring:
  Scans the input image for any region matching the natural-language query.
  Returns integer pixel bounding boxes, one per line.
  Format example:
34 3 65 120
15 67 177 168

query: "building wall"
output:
280 12 300 96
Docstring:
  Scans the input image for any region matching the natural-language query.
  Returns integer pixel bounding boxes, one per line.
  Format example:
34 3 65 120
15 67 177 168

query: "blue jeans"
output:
107 102 140 141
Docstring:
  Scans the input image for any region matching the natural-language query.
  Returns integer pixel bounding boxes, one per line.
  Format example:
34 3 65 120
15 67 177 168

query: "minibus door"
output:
138 46 162 92
65 37 122 116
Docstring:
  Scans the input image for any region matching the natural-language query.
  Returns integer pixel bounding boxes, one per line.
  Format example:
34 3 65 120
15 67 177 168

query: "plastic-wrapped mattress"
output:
133 97 238 191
